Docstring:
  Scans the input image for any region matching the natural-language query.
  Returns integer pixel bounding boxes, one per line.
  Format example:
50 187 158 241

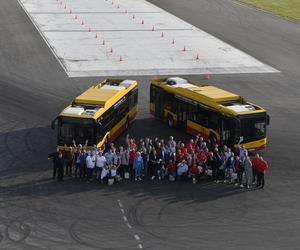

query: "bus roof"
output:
152 77 265 116
60 79 138 119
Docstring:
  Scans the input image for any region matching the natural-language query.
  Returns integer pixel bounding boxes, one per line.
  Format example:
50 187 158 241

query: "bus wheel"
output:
167 116 174 128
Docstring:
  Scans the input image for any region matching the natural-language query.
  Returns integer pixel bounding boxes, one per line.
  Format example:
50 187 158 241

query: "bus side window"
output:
209 113 219 131
197 105 209 127
150 87 155 102
164 93 175 113
188 104 197 121
129 89 138 108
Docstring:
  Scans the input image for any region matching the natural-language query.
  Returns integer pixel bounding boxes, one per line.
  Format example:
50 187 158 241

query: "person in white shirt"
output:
177 160 188 181
96 150 106 180
86 152 96 181
167 136 176 153
101 165 109 184
119 146 129 178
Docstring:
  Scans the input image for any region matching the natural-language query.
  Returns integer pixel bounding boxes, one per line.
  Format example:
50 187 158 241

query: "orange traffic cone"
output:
205 74 211 80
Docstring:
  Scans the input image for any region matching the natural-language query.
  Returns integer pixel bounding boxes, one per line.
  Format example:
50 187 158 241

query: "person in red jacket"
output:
128 148 137 179
257 156 268 188
251 153 260 184
176 149 185 165
166 159 176 180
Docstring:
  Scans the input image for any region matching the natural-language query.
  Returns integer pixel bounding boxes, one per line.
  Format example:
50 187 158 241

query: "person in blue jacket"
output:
133 152 144 181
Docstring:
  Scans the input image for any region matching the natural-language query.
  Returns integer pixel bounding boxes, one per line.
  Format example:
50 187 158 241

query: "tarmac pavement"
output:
0 0 300 249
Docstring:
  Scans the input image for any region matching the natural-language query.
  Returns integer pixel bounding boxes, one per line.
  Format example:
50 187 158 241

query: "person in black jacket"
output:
48 147 60 179
57 152 65 181
207 152 217 182
149 149 158 180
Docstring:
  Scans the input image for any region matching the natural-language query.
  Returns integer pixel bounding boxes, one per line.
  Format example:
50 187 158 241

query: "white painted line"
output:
138 244 143 249
134 234 140 241
127 222 132 229
18 0 279 77
123 216 128 222
120 208 125 214
118 200 123 208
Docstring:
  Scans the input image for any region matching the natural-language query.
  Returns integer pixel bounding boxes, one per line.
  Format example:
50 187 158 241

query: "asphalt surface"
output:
1 0 300 249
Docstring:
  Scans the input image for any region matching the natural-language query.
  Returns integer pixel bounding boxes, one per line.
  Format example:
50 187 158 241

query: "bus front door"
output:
155 91 164 119
177 101 187 129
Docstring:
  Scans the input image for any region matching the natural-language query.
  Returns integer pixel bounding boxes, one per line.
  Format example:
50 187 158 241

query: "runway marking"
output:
117 199 123 208
117 200 143 249
134 234 140 241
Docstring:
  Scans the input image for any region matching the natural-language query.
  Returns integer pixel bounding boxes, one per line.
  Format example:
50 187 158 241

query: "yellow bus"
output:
52 79 138 149
150 77 269 150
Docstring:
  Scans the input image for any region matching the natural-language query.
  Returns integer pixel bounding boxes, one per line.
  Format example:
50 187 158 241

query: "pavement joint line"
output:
127 222 132 229
138 244 143 249
134 234 141 241
123 216 128 222
120 208 125 214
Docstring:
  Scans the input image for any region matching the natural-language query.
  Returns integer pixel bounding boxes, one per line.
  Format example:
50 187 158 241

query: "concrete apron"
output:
18 0 278 77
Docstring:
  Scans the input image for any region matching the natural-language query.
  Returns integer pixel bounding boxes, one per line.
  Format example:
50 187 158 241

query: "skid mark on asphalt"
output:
117 199 143 249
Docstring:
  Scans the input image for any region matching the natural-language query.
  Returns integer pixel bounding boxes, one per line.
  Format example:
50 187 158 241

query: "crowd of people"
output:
48 134 268 189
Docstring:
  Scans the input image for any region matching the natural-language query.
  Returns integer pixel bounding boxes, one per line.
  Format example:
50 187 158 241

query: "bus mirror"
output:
266 114 270 125
51 118 57 130
234 136 240 144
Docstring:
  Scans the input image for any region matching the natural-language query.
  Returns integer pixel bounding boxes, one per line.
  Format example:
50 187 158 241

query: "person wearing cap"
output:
177 160 188 181
133 152 144 181
257 156 268 188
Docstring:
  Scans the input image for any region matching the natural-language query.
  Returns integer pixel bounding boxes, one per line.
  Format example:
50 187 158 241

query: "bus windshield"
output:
239 114 266 143
58 117 95 146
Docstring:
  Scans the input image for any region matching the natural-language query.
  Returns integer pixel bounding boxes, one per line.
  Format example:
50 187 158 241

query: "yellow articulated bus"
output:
150 77 270 151
52 79 138 149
